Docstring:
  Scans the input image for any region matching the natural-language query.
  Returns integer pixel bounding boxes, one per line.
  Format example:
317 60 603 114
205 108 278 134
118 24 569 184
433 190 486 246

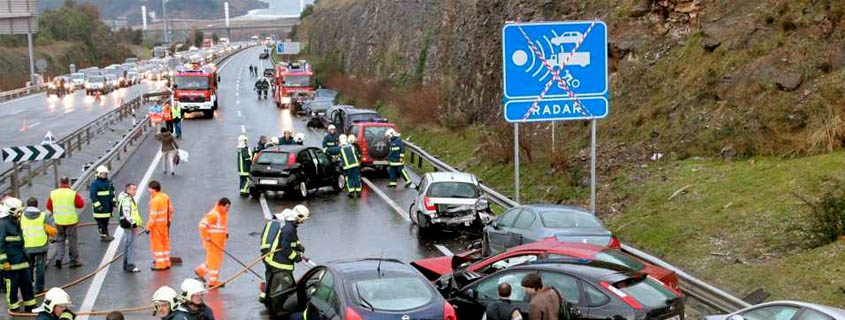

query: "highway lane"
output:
62 46 467 319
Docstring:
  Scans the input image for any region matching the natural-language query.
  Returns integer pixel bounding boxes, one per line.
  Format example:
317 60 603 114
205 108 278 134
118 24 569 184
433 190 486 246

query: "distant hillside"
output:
38 0 267 23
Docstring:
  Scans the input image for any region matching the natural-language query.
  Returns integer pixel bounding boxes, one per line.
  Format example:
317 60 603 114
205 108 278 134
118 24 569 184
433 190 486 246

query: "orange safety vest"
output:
199 205 228 244
162 107 173 121
147 191 173 230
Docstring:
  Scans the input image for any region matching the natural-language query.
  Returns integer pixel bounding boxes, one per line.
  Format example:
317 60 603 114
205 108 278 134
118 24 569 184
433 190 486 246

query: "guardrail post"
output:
26 163 33 187
10 162 19 198
86 127 91 145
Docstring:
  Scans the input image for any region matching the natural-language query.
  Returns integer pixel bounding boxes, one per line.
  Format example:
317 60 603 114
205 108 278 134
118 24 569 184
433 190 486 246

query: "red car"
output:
411 238 681 292
348 122 399 170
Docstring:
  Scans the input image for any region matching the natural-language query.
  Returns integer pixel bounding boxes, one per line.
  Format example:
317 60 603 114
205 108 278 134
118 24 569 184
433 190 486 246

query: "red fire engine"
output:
172 63 219 119
273 61 314 109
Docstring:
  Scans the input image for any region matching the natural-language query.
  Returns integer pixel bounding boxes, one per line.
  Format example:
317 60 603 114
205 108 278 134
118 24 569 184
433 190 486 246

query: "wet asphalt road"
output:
2 47 473 319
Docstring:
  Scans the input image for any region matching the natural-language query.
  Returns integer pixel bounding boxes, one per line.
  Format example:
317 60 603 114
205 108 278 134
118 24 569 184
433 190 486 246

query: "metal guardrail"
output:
404 140 752 313
0 84 47 102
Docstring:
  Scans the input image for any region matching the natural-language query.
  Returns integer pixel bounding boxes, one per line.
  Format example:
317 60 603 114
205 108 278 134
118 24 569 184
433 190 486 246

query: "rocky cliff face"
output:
299 0 845 158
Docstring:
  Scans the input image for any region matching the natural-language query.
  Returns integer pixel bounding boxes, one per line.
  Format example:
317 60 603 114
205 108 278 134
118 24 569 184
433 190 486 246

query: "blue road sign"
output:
502 21 609 122
275 42 285 55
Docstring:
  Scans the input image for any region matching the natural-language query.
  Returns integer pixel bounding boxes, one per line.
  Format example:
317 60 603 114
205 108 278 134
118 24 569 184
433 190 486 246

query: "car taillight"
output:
443 303 457 320
345 307 363 320
600 281 643 310
424 196 436 211
608 236 621 249
287 153 297 167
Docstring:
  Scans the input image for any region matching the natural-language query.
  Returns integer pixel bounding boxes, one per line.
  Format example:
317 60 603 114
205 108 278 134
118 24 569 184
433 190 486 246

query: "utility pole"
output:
162 0 169 43
224 2 230 40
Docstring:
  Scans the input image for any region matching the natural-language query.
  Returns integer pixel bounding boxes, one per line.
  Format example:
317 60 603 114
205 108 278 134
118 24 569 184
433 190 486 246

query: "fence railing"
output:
403 140 752 313
0 84 47 102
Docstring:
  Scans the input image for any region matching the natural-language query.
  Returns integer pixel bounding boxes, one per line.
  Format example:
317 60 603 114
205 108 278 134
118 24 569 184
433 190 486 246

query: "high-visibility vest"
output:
118 195 142 226
171 103 182 120
163 107 173 121
340 145 359 170
21 212 49 249
50 188 79 225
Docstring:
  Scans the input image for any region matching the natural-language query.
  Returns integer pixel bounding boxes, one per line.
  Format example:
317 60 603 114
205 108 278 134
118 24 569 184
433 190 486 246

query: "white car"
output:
70 73 86 90
551 31 583 45
409 172 492 234
703 301 845 320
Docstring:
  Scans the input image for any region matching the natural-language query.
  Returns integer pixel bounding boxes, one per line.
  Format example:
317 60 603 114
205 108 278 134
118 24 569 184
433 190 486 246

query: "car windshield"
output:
71 74 85 80
363 126 390 142
88 76 105 82
351 277 434 311
283 75 310 87
255 152 290 165
593 250 645 271
614 277 677 309
427 182 479 199
175 76 209 90
308 101 333 112
538 209 603 228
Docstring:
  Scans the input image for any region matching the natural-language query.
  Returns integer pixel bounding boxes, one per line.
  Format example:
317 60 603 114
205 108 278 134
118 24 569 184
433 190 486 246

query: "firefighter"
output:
0 197 38 312
152 286 192 320
254 77 269 99
260 205 309 317
89 165 116 242
35 287 75 320
237 135 252 197
386 129 412 188
322 125 340 155
195 198 230 288
180 278 215 320
146 180 174 271
340 135 362 198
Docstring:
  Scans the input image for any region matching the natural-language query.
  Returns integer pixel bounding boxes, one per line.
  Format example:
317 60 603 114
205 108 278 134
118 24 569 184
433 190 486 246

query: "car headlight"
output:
475 198 489 211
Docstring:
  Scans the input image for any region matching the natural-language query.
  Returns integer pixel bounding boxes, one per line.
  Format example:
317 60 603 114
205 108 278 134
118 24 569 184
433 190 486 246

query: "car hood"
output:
411 256 454 280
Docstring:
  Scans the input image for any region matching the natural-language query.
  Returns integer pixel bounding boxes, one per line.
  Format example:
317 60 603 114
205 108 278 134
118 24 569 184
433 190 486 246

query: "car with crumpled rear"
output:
347 122 399 170
409 172 492 234
248 145 343 199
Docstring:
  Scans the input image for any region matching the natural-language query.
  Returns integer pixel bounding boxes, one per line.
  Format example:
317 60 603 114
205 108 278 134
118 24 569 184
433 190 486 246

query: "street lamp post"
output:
162 0 169 43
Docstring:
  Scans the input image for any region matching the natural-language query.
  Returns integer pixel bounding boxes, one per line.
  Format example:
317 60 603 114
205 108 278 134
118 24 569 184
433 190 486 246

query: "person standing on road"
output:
149 102 164 133
146 180 174 271
180 278 216 320
117 183 142 273
322 125 340 155
486 283 523 320
47 176 85 269
163 101 174 134
35 287 75 320
386 129 412 188
522 273 561 320
340 135 362 198
195 198 230 287
0 197 38 312
89 165 116 242
21 197 56 294
254 135 268 155
237 135 252 198
152 286 192 320
156 127 179 175
171 101 183 139
254 77 269 99
278 130 297 145
261 205 310 316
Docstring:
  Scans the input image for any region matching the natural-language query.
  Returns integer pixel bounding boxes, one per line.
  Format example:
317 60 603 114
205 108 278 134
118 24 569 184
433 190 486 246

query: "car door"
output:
410 176 429 220
271 267 326 318
510 209 539 246
306 270 342 320
454 269 534 320
298 149 317 183
539 271 588 319
311 148 334 185
487 208 523 254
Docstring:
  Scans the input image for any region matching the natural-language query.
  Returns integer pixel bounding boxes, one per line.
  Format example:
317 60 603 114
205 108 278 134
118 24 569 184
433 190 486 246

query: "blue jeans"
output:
26 252 45 293
173 119 182 138
122 228 138 270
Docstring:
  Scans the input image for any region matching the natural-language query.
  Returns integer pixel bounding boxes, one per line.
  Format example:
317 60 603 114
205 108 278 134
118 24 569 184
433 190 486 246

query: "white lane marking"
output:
28 121 41 129
241 125 246 133
361 177 411 222
435 244 454 256
259 194 273 220
77 150 162 320
238 110 242 117
236 100 240 105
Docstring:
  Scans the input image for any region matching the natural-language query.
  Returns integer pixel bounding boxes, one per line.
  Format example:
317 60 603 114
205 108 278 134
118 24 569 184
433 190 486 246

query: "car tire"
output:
332 175 345 193
409 204 417 224
294 181 308 199
249 188 262 199
416 212 431 235
202 110 214 119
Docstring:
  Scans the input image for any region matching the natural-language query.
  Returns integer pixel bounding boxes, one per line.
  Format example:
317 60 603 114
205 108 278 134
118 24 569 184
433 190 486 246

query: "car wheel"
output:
296 181 308 199
332 175 345 192
416 212 430 235
249 188 262 199
409 204 417 224
203 110 214 119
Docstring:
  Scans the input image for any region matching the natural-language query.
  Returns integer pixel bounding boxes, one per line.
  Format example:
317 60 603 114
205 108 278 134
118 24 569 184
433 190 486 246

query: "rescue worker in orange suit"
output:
195 198 230 287
0 197 38 312
237 135 252 197
146 180 174 271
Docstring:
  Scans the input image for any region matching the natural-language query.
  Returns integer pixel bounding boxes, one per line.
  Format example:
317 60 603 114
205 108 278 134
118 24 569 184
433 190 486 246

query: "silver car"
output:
409 172 491 234
703 301 845 320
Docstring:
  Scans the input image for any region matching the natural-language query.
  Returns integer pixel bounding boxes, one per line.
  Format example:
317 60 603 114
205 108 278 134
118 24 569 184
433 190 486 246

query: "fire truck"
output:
172 63 219 119
273 61 314 109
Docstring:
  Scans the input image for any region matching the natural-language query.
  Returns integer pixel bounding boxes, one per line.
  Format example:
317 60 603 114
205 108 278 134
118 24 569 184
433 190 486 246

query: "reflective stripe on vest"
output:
50 188 79 225
238 149 251 176
260 222 274 250
340 146 359 170
119 196 142 226
264 228 293 270
200 211 227 234
96 190 112 196
21 212 48 248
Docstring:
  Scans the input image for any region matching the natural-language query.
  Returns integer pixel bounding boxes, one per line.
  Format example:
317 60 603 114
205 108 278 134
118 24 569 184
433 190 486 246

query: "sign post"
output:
2 132 67 195
501 20 608 212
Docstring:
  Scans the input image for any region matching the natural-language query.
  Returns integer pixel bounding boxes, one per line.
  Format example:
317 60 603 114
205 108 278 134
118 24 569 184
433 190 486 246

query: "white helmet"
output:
180 278 206 302
152 285 180 310
41 287 72 313
347 135 357 144
384 128 396 138
294 133 305 143
338 134 348 146
327 124 336 131
96 165 109 175
238 135 248 147
1 197 23 218
292 204 310 222
275 208 293 221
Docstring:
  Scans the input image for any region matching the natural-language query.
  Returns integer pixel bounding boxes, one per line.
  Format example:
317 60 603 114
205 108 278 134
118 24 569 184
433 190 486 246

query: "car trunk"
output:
428 197 477 218
252 152 293 177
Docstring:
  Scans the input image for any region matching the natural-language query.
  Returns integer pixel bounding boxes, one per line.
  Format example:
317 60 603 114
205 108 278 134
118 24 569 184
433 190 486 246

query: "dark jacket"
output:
264 220 302 270
186 303 215 320
0 216 29 270
322 133 339 150
156 132 178 152
163 308 195 320
36 310 75 320
237 147 252 176
527 288 561 320
89 177 116 214
388 136 406 163
486 299 521 320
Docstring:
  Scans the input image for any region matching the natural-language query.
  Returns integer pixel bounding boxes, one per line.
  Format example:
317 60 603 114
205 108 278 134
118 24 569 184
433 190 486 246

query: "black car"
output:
264 67 275 78
248 145 344 199
440 259 685 320
303 98 334 127
267 258 456 320
322 106 387 134
260 52 270 59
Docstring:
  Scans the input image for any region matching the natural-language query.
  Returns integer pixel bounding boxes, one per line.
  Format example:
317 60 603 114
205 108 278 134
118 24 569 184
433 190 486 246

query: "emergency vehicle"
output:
172 63 219 119
273 61 314 110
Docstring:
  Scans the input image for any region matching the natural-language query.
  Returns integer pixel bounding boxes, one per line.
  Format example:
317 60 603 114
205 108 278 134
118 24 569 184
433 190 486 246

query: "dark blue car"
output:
271 258 457 320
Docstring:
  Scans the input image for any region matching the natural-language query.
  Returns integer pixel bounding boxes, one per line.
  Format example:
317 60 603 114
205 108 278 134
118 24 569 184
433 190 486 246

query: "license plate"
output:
373 160 388 165
259 179 278 185
666 315 680 320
